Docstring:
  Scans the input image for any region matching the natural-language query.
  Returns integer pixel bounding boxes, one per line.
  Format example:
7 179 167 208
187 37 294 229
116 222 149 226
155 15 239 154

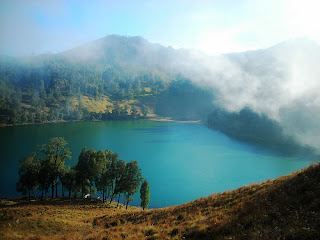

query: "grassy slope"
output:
1 163 320 240
0 199 140 240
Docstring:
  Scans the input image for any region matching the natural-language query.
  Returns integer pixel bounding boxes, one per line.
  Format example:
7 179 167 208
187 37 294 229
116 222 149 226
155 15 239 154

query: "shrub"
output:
145 227 158 236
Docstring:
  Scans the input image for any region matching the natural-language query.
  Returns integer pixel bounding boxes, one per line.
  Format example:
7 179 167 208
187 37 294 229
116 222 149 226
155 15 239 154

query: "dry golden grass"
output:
143 87 151 93
73 96 141 115
0 199 139 240
20 103 32 109
1 162 320 239
79 96 113 113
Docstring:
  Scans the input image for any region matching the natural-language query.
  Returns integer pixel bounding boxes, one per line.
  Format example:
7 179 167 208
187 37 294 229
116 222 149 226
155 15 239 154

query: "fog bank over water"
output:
173 38 320 151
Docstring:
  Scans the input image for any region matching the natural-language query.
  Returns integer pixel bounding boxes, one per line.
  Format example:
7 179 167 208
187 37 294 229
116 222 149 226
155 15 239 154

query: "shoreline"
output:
0 117 203 128
0 119 82 128
147 117 202 124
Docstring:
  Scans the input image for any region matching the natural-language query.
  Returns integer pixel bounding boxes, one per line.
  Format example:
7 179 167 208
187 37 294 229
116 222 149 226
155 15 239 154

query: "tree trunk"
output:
28 189 31 201
52 181 54 199
126 199 129 210
109 184 114 203
102 189 105 203
41 190 44 201
69 189 71 198
55 182 58 197
62 184 64 197
90 185 92 199
81 182 84 198
117 193 121 207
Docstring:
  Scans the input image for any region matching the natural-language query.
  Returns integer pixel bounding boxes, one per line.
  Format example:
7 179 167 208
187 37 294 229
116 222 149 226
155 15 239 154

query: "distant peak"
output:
103 34 146 41
275 37 319 48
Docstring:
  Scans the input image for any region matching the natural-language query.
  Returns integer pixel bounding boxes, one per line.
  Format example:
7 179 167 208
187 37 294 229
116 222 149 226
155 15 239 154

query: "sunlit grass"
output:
144 87 151 93
79 96 113 113
72 96 141 115
0 199 139 240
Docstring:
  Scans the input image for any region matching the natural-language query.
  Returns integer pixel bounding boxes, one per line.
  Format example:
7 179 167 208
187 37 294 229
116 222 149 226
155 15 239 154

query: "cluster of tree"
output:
16 137 150 210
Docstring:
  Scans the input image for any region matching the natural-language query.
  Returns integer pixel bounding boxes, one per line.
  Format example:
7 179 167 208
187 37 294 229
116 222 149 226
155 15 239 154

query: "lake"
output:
0 120 313 208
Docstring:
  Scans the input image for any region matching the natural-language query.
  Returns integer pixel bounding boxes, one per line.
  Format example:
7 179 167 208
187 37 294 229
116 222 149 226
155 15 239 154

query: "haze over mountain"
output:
1 35 319 155
165 37 320 153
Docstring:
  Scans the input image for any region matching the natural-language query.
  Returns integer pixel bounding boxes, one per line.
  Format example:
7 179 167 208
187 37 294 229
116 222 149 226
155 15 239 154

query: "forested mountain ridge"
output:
0 35 214 125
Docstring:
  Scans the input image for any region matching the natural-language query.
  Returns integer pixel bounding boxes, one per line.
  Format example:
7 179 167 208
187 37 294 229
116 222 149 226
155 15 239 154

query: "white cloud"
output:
195 25 256 56
283 0 320 41
191 0 320 56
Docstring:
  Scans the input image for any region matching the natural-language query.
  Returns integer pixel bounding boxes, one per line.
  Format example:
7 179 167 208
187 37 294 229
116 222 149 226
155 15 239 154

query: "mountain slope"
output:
93 162 320 239
59 35 178 67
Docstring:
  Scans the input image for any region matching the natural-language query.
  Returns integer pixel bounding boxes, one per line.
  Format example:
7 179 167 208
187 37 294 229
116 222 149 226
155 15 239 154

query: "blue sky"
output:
1 0 320 56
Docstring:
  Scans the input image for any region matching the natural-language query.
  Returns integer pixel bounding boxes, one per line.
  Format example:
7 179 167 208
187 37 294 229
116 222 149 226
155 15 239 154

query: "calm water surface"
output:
0 121 312 208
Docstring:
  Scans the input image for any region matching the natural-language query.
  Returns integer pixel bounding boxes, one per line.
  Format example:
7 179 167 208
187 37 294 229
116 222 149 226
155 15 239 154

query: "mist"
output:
172 38 320 152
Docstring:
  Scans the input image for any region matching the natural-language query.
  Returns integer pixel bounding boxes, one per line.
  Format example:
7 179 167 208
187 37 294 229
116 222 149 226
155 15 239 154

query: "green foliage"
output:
124 161 142 209
40 137 71 198
114 160 127 200
95 150 112 202
75 147 91 197
140 178 150 210
38 157 52 198
60 167 77 197
16 152 40 200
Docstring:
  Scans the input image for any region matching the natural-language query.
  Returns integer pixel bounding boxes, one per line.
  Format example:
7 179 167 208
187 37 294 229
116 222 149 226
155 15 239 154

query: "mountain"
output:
60 35 174 65
56 34 196 74
223 38 320 78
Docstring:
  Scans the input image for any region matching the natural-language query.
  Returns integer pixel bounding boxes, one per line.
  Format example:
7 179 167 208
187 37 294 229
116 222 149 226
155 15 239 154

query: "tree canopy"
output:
140 178 150 210
16 152 40 201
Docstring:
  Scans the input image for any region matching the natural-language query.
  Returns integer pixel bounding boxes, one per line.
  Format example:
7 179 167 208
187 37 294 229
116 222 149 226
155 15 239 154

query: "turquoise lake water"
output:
0 120 313 208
